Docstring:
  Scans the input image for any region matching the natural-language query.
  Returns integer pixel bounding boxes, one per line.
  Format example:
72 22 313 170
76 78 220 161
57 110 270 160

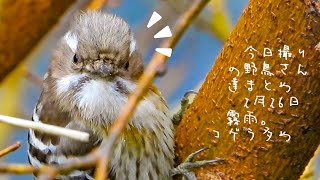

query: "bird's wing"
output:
28 91 101 179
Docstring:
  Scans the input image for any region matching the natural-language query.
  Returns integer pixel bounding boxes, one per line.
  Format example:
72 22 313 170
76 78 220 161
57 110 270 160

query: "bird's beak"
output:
85 60 115 77
93 64 114 77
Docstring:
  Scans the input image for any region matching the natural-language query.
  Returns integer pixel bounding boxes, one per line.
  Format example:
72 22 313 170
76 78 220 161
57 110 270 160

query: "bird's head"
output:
49 11 143 82
42 11 145 123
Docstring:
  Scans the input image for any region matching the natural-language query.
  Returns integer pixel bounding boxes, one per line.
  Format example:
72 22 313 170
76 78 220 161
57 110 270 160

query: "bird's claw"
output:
171 148 224 180
172 90 198 126
183 90 198 98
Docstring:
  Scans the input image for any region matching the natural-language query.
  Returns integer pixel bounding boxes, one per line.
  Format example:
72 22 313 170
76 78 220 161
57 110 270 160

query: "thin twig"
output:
37 166 57 180
0 150 99 175
0 164 37 174
0 141 21 158
87 0 107 10
0 115 89 142
94 0 210 179
24 71 43 87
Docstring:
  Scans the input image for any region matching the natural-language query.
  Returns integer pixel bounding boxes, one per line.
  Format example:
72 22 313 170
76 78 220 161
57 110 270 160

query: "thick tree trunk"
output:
175 0 320 179
0 0 75 82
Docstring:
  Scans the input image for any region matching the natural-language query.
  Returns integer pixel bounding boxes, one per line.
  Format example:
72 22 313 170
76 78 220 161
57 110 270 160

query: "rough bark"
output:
0 0 75 82
175 0 320 179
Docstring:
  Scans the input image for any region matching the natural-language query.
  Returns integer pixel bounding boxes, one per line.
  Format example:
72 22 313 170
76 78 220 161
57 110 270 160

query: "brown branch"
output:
24 71 43 87
0 164 37 174
0 150 99 175
37 168 57 180
0 141 21 158
0 0 76 83
0 0 209 178
87 0 107 10
175 0 320 179
94 0 211 179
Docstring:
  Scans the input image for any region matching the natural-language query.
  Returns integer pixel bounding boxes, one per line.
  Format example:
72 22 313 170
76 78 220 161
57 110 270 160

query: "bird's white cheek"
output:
56 74 86 95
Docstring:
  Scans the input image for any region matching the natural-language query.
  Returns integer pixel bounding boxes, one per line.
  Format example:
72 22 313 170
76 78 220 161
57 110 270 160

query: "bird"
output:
28 11 174 180
28 11 221 180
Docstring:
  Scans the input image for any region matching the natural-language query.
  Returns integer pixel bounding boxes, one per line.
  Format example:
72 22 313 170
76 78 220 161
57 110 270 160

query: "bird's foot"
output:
172 90 198 126
171 148 224 180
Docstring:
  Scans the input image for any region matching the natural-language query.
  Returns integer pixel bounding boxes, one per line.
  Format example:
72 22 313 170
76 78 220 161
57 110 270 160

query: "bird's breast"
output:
109 126 174 180
52 74 175 179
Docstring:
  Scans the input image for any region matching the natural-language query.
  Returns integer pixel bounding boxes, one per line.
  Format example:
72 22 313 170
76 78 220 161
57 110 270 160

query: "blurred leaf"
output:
0 63 25 158
210 0 232 41
0 64 25 180
0 66 24 115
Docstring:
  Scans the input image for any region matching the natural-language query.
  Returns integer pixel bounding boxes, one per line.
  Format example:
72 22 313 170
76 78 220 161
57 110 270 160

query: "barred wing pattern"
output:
28 93 101 180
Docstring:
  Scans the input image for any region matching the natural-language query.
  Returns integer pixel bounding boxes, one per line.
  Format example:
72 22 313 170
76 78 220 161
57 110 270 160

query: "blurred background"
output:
0 0 318 179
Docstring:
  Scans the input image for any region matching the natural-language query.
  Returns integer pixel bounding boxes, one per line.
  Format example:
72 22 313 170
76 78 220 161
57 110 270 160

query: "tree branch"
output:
0 0 75 83
0 115 89 142
0 141 21 158
24 71 43 87
175 0 320 179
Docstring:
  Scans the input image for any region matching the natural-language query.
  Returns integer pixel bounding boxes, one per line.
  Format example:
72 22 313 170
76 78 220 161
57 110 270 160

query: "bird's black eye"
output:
125 61 129 70
73 54 80 64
